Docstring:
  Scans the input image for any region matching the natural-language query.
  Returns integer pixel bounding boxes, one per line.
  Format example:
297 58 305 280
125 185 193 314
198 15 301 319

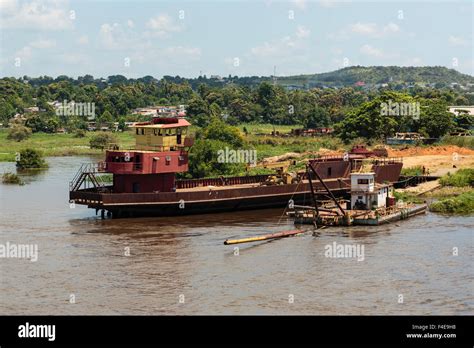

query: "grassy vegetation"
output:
429 190 474 214
0 129 135 161
439 168 474 187
1 172 23 185
401 165 424 176
240 124 346 161
426 168 474 214
440 135 474 149
424 186 472 199
393 191 425 204
237 123 300 135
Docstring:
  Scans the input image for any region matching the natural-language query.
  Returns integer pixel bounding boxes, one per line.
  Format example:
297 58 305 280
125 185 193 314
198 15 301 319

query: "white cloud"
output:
384 22 400 34
30 38 56 49
296 25 310 39
0 0 18 14
291 0 307 10
77 35 89 45
251 27 310 58
351 22 377 35
15 46 32 60
146 14 182 37
449 35 468 46
318 0 338 8
12 37 55 64
163 46 201 57
0 0 73 30
127 20 134 28
351 22 399 37
360 44 384 58
99 22 138 49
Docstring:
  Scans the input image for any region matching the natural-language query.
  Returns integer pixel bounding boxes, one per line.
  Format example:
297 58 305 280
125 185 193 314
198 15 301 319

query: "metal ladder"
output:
69 162 108 191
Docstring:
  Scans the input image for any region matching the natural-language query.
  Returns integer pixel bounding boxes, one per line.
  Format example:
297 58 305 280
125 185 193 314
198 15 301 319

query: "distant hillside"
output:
14 66 474 90
276 66 474 88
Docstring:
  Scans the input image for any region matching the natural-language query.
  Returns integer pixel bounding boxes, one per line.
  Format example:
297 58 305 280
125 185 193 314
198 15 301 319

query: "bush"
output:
429 190 474 214
74 129 86 138
2 172 23 185
16 148 48 170
89 132 117 149
7 125 32 142
439 169 474 187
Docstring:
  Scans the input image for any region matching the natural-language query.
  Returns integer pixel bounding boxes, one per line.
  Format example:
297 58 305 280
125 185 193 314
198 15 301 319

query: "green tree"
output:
187 96 210 127
416 99 453 138
335 92 415 142
118 117 127 131
188 118 249 177
453 110 473 131
304 106 330 129
0 100 16 125
99 110 114 129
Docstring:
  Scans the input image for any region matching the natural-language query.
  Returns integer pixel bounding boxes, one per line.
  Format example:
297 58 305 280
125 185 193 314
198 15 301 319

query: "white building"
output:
350 172 390 210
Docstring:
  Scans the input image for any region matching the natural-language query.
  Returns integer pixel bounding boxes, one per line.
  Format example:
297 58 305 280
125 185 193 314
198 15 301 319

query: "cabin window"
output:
132 182 140 193
358 196 363 199
165 156 171 165
358 179 369 184
327 167 332 176
153 129 157 136
369 178 374 183
140 128 145 135
135 128 139 135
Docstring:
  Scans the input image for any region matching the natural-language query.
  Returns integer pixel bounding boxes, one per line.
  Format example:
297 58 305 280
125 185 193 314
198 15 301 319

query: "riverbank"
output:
397 169 474 214
0 129 135 161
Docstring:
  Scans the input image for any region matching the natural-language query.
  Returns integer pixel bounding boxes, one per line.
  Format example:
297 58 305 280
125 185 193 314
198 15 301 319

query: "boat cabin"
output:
102 117 192 193
132 117 191 151
350 172 390 210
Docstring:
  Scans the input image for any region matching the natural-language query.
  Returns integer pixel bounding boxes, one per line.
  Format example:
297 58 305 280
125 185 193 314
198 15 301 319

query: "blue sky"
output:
0 0 472 78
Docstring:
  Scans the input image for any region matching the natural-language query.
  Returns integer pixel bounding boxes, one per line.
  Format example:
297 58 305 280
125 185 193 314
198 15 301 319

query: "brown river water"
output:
0 156 472 315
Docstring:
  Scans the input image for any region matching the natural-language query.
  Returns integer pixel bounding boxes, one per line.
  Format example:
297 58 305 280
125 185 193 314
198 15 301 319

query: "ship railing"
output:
176 174 270 189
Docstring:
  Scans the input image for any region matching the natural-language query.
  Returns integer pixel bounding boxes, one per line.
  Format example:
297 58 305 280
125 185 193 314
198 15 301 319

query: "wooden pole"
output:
224 229 305 245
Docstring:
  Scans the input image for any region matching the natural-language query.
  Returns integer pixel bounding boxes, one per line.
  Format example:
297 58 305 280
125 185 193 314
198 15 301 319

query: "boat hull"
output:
70 181 350 217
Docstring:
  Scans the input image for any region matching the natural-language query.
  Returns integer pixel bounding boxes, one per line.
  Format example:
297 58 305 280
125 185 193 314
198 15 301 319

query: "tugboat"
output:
69 117 404 218
292 167 427 226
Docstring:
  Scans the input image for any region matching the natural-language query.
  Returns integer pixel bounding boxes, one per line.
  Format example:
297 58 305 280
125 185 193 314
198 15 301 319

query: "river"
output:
0 156 472 315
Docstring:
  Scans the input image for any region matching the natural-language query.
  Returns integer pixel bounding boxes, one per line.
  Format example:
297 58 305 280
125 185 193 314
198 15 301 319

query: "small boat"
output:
290 166 427 226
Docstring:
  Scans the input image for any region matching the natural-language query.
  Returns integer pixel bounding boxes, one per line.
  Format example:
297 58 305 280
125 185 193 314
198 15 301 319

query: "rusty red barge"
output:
69 118 403 218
